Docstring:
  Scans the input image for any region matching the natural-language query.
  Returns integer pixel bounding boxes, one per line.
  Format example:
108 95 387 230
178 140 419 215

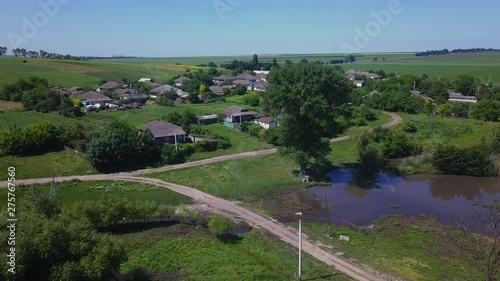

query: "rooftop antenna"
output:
49 176 56 200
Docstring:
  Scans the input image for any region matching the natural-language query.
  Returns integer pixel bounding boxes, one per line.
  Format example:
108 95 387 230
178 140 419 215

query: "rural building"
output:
224 106 257 124
448 93 478 103
254 117 277 129
138 78 154 83
235 73 257 82
138 120 187 144
367 90 382 97
188 134 219 144
174 76 191 87
97 81 120 93
353 80 366 87
213 75 235 84
77 91 114 106
67 86 84 94
114 89 133 98
197 114 218 125
121 94 149 104
150 84 179 96
54 88 71 99
175 97 186 104
410 90 434 102
253 80 269 92
209 85 225 96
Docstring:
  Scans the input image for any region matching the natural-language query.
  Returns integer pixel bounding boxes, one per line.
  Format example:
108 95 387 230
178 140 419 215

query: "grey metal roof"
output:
138 120 186 138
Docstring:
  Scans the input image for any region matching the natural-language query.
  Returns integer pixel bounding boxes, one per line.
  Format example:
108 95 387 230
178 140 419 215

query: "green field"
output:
119 226 349 281
0 180 191 209
0 57 205 88
343 52 500 84
0 149 96 181
299 216 484 281
0 110 98 130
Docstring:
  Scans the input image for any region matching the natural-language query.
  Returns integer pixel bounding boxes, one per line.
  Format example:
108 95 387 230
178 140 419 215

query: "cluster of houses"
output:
137 105 277 146
367 89 478 104
345 69 383 87
53 70 271 111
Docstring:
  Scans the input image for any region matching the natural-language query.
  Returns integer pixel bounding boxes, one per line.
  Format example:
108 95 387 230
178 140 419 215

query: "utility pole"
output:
49 176 56 200
325 195 331 238
174 129 178 151
298 220 302 280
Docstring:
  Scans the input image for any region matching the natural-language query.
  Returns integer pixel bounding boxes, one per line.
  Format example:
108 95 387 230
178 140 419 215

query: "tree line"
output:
416 48 500 56
0 46 83 60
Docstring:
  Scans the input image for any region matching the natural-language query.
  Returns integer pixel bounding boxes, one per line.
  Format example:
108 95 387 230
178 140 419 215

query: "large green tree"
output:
262 63 352 173
426 80 449 104
454 75 477 96
471 100 500 122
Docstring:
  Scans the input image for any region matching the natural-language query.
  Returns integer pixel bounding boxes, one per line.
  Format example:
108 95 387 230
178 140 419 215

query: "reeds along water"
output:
492 155 500 177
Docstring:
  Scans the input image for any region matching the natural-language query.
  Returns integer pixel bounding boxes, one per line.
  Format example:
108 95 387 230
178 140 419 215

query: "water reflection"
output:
274 169 500 229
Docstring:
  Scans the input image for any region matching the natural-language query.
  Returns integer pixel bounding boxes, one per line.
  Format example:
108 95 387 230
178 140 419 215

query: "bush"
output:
241 121 262 137
380 131 420 158
471 100 500 122
207 215 232 236
365 91 424 114
432 145 493 177
485 126 500 155
0 122 63 156
190 125 232 150
22 86 61 113
161 144 190 164
259 127 282 146
401 121 417 133
242 92 260 107
359 143 384 170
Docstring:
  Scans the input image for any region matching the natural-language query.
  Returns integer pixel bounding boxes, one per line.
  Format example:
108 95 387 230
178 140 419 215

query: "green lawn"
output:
148 153 308 202
0 110 98 130
119 226 350 281
188 124 272 161
0 149 96 181
0 101 23 111
0 180 191 209
298 216 484 281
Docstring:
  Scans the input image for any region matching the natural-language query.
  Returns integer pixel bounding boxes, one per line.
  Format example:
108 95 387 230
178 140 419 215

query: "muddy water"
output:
272 169 500 228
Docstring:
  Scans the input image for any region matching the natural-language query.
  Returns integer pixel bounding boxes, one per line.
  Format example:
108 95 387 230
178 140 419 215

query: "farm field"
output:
118 225 349 281
0 101 22 111
0 180 192 209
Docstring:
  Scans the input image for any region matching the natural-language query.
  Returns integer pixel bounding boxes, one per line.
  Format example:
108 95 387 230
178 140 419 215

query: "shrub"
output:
242 92 260 107
471 100 500 122
241 121 262 137
259 127 282 146
0 122 62 156
161 144 190 164
432 145 493 177
401 121 417 133
207 215 232 236
359 143 384 170
485 126 500 155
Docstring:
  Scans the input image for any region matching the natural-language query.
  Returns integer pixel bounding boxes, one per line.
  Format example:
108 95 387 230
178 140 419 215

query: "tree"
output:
0 47 7 56
86 121 161 172
471 100 500 122
344 55 356 63
207 215 232 237
22 87 61 112
207 61 217 68
427 80 449 104
373 57 378 62
262 63 352 174
300 58 309 64
424 100 434 116
438 102 453 118
454 201 500 281
455 75 477 96
284 59 292 65
252 54 259 69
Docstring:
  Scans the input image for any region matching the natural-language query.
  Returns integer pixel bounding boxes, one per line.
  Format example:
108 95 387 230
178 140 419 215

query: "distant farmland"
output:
1 52 500 87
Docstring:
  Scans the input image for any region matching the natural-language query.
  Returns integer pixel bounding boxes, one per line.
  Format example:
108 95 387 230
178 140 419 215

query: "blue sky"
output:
0 0 499 57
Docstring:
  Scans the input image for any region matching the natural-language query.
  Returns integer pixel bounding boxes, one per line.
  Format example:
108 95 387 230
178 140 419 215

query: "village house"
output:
213 75 235 84
235 73 257 82
253 80 269 92
67 86 84 94
223 106 257 126
53 87 71 99
76 91 113 107
138 120 187 144
114 89 133 98
149 84 179 97
96 81 120 93
197 114 219 125
138 78 154 83
410 90 434 102
174 76 191 87
121 94 149 104
209 85 225 96
254 117 277 129
448 93 478 103
353 80 366 87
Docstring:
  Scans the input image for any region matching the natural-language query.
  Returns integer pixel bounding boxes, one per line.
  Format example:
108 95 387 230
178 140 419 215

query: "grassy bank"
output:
0 149 96 181
0 180 191 209
118 224 350 281
148 153 309 202
297 216 483 281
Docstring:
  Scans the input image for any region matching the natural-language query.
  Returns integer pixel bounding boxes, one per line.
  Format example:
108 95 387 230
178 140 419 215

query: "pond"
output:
270 169 500 230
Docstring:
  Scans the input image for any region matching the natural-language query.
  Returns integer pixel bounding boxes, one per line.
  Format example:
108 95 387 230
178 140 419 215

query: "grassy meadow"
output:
0 180 192 209
299 216 485 281
119 226 350 281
